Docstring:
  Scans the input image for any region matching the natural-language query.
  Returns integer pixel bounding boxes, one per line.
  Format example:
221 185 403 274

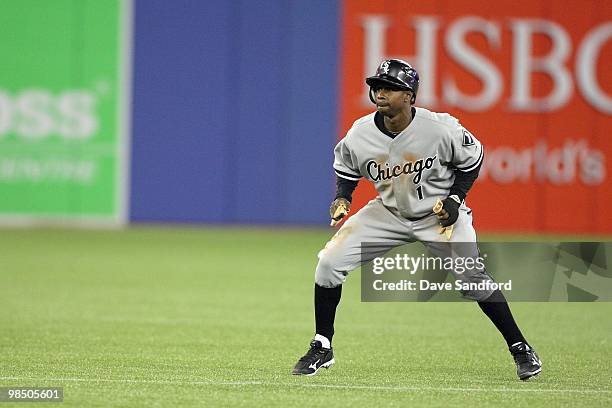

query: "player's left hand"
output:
435 195 461 227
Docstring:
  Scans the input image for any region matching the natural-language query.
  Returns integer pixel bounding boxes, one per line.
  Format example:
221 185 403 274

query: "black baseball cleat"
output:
510 342 542 380
292 340 335 376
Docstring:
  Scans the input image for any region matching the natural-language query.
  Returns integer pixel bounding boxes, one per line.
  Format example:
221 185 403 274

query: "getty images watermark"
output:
370 252 512 293
360 242 612 302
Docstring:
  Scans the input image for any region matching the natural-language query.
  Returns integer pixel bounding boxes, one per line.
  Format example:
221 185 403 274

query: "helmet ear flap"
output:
369 87 377 104
410 93 416 104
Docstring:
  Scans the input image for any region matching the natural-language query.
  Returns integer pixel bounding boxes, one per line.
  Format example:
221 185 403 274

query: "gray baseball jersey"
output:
333 107 483 219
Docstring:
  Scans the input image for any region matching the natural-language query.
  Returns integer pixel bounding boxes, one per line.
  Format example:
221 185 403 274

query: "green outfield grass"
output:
1 227 611 407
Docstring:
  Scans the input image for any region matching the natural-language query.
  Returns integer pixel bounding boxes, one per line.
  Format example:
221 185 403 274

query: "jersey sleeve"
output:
333 135 362 181
448 126 484 172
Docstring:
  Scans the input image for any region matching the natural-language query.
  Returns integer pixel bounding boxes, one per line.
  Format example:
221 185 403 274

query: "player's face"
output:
373 86 412 116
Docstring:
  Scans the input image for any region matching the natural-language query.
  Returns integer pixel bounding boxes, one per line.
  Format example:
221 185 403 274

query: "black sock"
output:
478 290 527 348
314 283 342 345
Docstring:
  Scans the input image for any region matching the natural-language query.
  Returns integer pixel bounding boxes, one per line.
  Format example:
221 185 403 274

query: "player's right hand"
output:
330 198 351 227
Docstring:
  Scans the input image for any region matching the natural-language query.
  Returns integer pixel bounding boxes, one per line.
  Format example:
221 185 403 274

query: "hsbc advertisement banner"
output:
340 0 612 234
0 0 130 225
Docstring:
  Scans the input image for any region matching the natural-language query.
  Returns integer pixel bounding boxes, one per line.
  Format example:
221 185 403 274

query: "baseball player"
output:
292 59 542 380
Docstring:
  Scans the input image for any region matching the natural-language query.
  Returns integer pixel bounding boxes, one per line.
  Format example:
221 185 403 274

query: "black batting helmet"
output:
366 59 419 104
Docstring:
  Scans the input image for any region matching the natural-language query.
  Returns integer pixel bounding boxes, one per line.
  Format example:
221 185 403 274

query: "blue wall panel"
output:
282 1 338 223
130 0 338 224
232 0 287 223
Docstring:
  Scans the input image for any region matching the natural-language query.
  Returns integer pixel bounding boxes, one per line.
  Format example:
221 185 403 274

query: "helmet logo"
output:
380 60 390 75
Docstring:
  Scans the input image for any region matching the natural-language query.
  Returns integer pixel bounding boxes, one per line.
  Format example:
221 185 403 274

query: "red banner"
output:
340 0 612 234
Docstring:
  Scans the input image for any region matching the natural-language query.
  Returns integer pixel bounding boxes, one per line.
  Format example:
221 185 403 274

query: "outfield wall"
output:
0 0 610 233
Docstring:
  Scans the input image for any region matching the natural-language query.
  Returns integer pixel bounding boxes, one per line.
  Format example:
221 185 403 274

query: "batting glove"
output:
330 197 351 226
435 195 461 227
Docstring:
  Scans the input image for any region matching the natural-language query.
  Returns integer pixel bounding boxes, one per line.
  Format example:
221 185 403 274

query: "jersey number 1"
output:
416 185 424 200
